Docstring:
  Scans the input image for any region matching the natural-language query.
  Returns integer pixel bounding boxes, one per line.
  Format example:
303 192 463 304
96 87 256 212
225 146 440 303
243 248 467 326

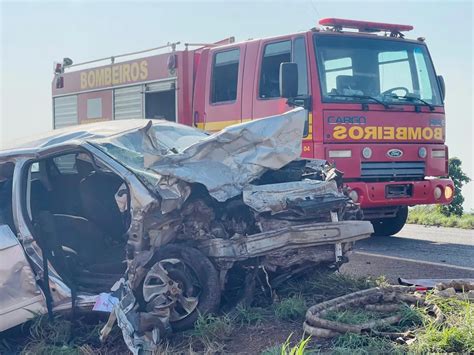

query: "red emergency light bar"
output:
319 18 414 33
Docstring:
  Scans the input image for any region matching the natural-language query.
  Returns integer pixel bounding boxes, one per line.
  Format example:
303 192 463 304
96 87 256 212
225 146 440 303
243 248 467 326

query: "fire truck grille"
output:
361 161 425 180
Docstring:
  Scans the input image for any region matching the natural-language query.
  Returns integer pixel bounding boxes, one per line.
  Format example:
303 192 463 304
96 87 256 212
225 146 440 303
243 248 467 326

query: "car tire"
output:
138 244 221 332
371 206 408 237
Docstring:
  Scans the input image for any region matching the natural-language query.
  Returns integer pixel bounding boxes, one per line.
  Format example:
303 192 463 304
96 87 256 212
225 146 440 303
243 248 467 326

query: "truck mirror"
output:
437 75 446 101
280 62 298 99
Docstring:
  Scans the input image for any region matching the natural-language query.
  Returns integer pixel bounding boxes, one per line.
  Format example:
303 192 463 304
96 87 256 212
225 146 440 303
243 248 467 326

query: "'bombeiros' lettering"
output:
80 60 148 89
332 125 443 141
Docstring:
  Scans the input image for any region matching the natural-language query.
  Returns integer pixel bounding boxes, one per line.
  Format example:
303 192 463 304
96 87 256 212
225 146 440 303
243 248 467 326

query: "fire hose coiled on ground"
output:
303 285 444 339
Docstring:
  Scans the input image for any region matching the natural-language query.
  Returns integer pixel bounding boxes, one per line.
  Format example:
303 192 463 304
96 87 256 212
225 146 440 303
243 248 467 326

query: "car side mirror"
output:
437 75 446 101
279 62 298 99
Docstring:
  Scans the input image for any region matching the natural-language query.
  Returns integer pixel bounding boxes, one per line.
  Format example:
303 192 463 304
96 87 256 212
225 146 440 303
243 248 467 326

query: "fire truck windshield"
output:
314 34 443 106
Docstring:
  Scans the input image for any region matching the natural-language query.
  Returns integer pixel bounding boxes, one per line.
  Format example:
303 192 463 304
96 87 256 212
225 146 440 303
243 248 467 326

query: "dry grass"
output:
0 314 127 355
408 205 474 229
2 271 472 355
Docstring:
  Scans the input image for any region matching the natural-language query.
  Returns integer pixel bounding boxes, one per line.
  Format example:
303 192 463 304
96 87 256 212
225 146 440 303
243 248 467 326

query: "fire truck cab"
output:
52 18 454 236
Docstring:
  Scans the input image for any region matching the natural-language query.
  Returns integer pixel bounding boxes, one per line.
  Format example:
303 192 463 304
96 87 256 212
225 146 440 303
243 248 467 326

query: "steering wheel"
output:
381 87 409 97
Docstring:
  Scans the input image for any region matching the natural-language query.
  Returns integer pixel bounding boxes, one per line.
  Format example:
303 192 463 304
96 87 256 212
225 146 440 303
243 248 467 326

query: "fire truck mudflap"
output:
92 108 373 353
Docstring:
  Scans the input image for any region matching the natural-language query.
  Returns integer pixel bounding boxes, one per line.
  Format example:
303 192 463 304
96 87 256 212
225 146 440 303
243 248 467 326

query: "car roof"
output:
0 119 196 159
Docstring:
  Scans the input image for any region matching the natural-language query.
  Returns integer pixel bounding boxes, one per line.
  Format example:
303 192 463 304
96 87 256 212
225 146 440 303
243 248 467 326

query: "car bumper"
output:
196 220 373 260
347 178 454 208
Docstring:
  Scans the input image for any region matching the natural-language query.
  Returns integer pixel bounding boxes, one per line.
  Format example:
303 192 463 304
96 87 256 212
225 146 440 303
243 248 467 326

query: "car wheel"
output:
371 206 408 237
138 244 220 331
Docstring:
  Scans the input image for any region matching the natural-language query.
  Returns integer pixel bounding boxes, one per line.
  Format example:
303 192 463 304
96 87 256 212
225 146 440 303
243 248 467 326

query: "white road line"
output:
354 251 474 272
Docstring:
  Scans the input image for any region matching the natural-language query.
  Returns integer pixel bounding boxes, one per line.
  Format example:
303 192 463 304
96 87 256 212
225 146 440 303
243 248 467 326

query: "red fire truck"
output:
52 18 454 236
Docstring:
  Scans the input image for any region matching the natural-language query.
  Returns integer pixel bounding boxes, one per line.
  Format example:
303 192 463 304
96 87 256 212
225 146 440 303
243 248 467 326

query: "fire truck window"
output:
87 98 102 119
293 37 308 96
378 51 414 94
259 40 291 98
314 35 442 105
413 48 434 101
323 57 353 94
211 49 240 103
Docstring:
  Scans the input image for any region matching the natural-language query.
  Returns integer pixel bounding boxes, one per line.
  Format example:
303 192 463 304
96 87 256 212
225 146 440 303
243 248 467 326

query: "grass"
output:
274 295 307 321
396 303 425 329
325 302 423 330
275 270 384 306
0 314 126 355
192 313 234 342
411 293 474 353
408 205 474 229
325 292 473 354
233 304 267 326
331 333 404 355
4 270 472 354
261 334 313 355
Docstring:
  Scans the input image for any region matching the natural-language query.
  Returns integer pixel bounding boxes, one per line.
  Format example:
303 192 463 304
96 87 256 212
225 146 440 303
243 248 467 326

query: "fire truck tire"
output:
371 206 408 237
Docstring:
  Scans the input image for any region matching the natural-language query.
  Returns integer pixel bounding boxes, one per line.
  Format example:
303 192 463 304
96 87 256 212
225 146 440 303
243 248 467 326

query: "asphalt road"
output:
341 224 474 282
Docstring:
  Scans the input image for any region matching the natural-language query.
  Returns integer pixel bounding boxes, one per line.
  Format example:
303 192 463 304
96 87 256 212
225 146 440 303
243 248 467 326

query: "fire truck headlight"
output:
434 186 442 200
362 147 372 159
418 147 427 158
329 150 352 158
444 186 453 199
348 190 359 202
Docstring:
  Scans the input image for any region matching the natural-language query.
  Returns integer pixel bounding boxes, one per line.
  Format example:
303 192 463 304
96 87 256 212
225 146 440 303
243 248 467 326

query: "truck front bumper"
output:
347 178 454 208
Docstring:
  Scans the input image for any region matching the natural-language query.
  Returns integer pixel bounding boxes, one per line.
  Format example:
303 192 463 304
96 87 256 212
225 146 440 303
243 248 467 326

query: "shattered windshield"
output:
92 121 208 189
314 34 443 106
145 124 209 153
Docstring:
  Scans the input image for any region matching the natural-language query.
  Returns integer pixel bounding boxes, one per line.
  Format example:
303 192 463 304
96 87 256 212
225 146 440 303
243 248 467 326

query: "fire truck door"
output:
252 37 310 125
202 45 246 132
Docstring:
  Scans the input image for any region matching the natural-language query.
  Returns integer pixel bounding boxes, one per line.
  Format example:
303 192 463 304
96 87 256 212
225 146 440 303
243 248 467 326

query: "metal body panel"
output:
0 225 46 331
198 220 372 260
243 180 341 213
77 90 113 124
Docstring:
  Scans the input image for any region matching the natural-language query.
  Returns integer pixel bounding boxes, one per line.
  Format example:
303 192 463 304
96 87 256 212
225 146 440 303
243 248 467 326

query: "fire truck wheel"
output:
371 206 408 237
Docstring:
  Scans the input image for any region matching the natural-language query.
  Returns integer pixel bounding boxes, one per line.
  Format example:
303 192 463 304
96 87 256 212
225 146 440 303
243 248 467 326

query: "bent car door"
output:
0 224 46 331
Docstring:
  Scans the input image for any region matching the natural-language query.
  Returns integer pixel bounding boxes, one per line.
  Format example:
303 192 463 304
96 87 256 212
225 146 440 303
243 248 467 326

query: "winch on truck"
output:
52 17 454 236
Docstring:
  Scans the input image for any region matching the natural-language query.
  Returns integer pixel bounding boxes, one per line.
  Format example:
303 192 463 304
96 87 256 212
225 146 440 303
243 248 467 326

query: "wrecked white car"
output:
0 109 372 353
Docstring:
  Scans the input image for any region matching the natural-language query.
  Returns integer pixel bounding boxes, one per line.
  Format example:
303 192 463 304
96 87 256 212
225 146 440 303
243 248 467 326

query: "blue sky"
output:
0 0 472 209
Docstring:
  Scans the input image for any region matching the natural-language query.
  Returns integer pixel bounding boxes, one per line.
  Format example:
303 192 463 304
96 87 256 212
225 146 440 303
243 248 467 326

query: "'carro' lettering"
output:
327 116 367 125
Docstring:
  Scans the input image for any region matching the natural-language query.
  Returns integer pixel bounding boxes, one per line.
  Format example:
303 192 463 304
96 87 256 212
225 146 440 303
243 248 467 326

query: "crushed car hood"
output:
94 108 306 204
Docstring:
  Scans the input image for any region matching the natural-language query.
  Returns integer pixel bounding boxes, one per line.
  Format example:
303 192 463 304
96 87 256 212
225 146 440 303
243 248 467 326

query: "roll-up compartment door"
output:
53 95 78 129
146 80 175 93
114 85 143 120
